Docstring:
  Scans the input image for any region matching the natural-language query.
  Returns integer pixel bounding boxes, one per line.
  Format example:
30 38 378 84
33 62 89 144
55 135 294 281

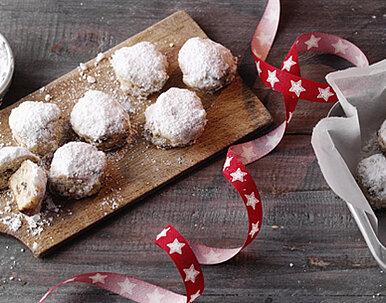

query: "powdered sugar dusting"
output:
95 52 105 66
70 90 130 141
357 154 386 202
24 213 41 229
111 41 169 96
87 75 96 83
49 142 106 179
79 63 87 71
0 214 22 232
8 101 62 152
32 242 38 251
0 190 62 237
0 146 40 189
0 146 39 168
178 37 237 91
145 88 207 147
21 160 47 197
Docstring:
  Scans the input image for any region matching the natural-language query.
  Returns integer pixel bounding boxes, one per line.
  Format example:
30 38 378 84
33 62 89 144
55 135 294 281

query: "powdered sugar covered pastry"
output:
111 42 169 97
357 153 386 210
144 87 207 148
378 119 386 153
178 37 238 92
9 101 64 156
9 160 47 216
49 142 106 199
70 90 132 150
0 146 40 189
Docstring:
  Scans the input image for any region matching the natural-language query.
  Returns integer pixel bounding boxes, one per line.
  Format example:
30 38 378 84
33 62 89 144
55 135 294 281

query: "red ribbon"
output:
40 0 368 302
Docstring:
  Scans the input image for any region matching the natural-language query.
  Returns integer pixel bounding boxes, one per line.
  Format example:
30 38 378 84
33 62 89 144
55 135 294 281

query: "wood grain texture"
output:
0 0 385 302
0 11 272 257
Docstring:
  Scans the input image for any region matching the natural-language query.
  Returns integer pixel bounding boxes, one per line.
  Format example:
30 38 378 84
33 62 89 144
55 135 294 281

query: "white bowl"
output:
0 33 14 103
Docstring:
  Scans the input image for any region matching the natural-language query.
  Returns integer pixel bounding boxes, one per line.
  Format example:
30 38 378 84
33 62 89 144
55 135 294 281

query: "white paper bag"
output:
312 59 386 227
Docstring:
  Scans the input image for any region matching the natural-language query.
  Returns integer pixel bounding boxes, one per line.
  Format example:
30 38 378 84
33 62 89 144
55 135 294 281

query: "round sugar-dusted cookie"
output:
0 146 40 189
178 37 238 92
144 87 207 148
378 118 386 153
111 41 169 97
48 142 106 200
9 101 64 156
70 90 132 150
357 153 386 210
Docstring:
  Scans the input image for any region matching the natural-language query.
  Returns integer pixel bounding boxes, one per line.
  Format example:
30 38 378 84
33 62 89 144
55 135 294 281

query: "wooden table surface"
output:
0 0 385 302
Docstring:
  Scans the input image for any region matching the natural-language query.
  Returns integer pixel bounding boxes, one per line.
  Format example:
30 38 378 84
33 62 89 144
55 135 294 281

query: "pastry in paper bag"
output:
311 59 386 269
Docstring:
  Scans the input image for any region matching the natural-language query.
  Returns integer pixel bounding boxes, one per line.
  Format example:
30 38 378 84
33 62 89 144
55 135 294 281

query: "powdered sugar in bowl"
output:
0 33 14 104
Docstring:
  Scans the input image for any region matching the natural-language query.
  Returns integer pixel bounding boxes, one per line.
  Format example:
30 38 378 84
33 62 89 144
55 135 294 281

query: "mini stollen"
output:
144 87 207 148
0 146 40 189
178 37 238 92
357 154 386 210
70 90 132 150
48 142 107 199
111 41 169 97
8 101 64 156
9 159 47 216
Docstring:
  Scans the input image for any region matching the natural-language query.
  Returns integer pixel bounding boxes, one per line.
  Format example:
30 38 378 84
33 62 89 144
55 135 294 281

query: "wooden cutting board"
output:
0 11 272 257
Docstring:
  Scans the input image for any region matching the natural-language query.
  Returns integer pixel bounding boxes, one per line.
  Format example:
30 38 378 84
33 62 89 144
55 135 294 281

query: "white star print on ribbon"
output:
355 54 367 67
265 129 282 148
166 238 185 255
282 56 296 72
249 222 260 238
304 34 321 50
118 278 136 295
245 192 260 210
241 144 256 163
230 168 248 182
223 156 233 169
203 249 222 263
255 32 271 46
317 87 334 102
289 79 306 97
332 39 348 54
146 288 165 303
156 227 170 240
256 61 262 76
253 48 262 59
264 9 276 24
266 69 280 87
287 111 294 123
183 264 200 283
189 290 201 303
89 273 108 284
